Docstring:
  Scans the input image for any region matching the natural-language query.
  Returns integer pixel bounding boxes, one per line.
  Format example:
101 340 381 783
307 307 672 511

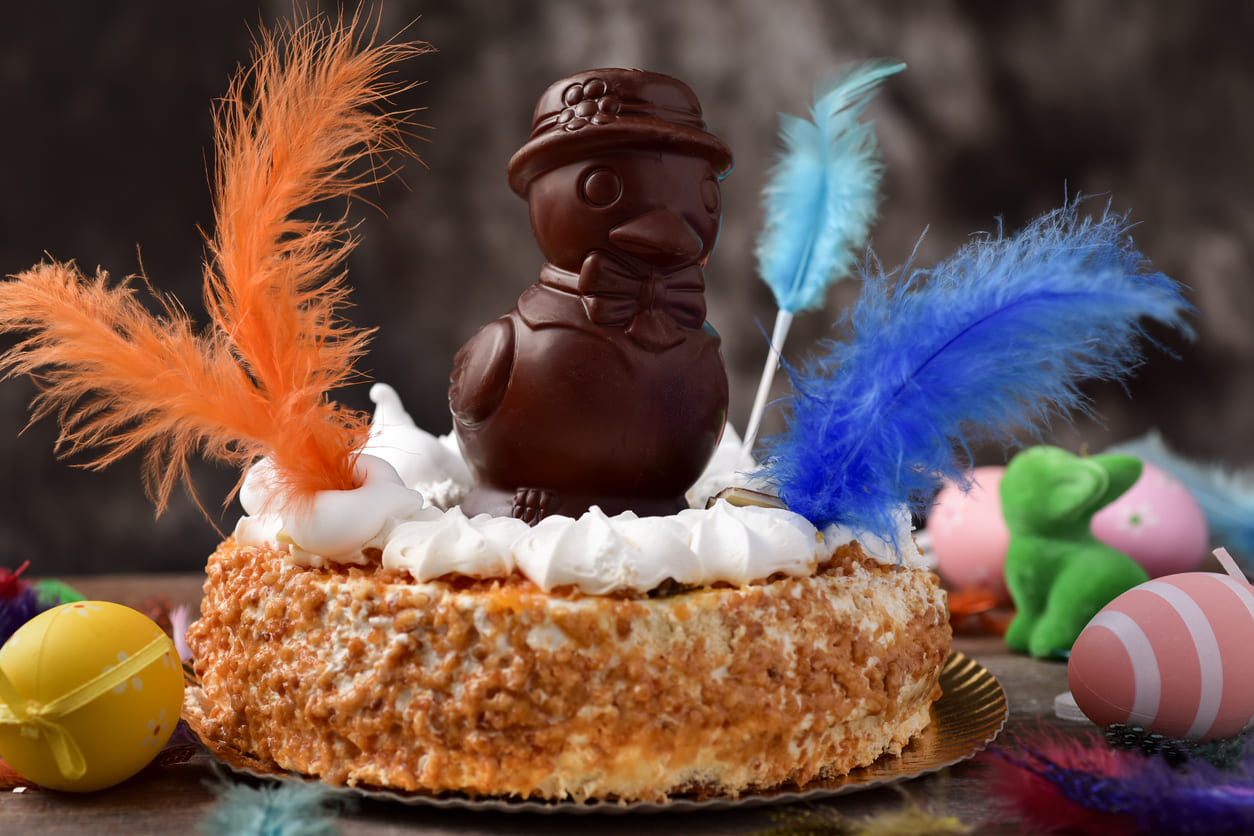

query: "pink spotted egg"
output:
1091 461 1209 578
927 466 1010 604
1068 571 1254 741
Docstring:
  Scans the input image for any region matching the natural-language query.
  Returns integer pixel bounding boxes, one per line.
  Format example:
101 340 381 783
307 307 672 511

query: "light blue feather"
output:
758 199 1193 543
755 60 903 313
1107 430 1254 573
199 779 344 836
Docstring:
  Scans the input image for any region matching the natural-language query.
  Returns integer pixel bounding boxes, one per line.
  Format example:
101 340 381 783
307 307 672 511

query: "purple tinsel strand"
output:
1004 742 1254 835
0 586 42 645
1132 771 1254 835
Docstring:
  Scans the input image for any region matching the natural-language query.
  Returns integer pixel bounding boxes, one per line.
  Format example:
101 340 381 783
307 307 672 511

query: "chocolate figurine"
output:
450 69 733 522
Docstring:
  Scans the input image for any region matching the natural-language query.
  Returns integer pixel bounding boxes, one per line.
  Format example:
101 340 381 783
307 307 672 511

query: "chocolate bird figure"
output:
450 69 732 523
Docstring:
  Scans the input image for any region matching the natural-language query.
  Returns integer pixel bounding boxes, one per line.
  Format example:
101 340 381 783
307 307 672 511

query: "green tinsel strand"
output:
31 578 84 607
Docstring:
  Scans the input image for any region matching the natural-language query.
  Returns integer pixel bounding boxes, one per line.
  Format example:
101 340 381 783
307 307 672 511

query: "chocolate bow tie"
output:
576 251 707 351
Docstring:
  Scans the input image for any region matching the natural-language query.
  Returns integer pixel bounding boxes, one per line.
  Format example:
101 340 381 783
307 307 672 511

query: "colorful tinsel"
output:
988 730 1254 835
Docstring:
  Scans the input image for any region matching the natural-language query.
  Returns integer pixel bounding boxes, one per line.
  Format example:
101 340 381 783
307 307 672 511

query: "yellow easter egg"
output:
0 601 184 791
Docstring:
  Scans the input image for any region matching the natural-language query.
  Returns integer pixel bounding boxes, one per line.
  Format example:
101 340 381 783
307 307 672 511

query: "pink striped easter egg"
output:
1067 571 1254 741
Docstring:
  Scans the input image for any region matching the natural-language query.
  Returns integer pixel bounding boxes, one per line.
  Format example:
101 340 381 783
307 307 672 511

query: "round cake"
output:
180 381 952 802
179 63 953 803
185 523 948 802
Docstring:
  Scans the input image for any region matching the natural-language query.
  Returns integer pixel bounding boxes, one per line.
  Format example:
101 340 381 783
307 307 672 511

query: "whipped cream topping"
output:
239 452 425 564
363 383 471 509
382 506 518 580
233 384 916 593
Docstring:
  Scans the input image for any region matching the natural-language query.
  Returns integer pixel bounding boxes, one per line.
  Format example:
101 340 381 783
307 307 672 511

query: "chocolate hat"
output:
506 68 734 197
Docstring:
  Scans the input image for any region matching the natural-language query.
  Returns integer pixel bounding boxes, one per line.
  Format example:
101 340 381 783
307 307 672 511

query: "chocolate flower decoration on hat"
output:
556 78 621 131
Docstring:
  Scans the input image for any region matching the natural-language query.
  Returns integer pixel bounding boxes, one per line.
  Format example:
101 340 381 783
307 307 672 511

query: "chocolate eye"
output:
580 167 622 208
701 177 721 216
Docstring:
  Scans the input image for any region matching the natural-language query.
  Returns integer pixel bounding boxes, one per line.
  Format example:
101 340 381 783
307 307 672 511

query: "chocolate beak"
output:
608 209 702 266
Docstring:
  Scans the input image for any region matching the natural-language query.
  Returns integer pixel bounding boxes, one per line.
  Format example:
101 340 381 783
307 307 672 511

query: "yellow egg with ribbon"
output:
0 601 184 791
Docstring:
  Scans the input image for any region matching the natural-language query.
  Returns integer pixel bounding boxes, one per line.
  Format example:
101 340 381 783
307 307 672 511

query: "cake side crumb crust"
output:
187 540 951 802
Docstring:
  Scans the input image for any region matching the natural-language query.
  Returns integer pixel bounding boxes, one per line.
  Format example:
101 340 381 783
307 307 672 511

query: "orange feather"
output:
0 10 431 515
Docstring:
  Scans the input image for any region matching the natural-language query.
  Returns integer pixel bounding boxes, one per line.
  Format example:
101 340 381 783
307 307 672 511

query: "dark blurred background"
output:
3 1 1251 574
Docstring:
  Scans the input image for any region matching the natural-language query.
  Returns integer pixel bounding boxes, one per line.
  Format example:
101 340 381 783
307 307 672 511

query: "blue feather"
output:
199 779 344 836
1107 430 1254 574
758 199 1193 542
755 60 903 313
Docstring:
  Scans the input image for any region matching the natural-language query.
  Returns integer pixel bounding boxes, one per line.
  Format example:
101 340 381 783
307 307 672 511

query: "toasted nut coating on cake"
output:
186 540 951 801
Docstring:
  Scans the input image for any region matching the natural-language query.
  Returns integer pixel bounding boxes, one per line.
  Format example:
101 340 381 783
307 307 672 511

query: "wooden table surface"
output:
4 573 1084 835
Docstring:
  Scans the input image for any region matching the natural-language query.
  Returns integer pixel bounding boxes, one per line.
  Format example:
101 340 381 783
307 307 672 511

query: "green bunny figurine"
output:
1001 446 1150 658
